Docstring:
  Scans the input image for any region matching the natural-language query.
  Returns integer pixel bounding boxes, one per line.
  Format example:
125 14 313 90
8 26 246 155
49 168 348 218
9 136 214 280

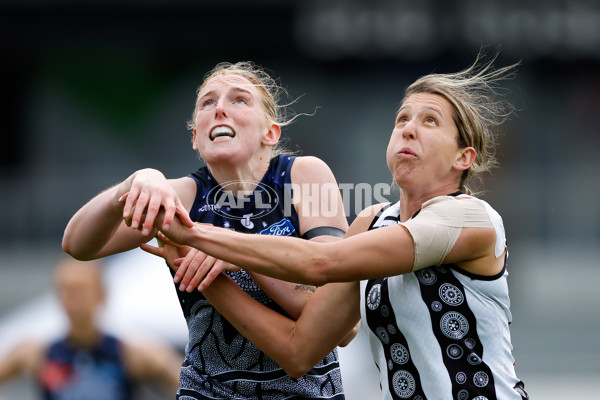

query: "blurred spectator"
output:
0 257 182 399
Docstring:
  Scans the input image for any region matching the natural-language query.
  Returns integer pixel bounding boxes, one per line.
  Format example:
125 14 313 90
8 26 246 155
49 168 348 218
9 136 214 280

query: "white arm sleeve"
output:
400 196 496 271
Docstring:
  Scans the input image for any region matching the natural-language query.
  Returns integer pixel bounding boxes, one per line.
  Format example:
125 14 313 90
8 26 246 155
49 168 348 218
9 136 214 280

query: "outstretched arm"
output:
156 204 415 286
62 169 194 260
157 196 502 284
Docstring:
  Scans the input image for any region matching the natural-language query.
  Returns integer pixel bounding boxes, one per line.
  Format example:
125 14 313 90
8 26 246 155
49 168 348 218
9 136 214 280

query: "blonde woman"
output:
63 62 350 399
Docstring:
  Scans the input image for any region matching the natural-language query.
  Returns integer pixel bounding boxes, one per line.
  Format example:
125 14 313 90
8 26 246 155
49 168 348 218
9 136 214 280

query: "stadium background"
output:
1 0 599 398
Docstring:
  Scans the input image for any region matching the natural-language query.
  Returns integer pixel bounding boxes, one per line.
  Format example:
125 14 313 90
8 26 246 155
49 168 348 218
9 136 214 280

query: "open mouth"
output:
209 126 235 141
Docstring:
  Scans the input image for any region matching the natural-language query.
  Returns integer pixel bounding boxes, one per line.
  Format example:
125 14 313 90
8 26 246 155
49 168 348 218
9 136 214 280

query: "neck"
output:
68 319 102 348
398 182 460 221
208 156 272 197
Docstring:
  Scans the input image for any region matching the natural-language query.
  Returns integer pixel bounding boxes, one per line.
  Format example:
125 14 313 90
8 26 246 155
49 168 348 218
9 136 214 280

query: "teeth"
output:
210 126 235 140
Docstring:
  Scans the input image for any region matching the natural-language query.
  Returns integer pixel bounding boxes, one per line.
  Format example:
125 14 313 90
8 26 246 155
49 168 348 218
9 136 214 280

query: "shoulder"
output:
290 156 337 185
347 203 390 237
419 195 496 226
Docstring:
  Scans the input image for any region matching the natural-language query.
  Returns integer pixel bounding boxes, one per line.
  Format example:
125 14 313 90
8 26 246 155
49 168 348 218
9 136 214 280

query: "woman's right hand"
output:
119 169 194 236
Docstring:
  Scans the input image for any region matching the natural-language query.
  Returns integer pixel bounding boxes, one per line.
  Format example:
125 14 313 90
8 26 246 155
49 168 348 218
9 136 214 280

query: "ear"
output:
454 146 476 171
261 123 281 146
192 129 198 150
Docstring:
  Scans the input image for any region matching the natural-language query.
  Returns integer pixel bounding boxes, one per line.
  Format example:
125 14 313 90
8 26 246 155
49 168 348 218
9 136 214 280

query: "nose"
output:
401 119 416 140
215 97 227 118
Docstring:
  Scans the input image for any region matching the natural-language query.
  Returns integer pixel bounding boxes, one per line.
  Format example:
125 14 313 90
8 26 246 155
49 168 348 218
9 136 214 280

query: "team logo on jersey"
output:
259 219 296 236
241 214 254 229
205 180 279 222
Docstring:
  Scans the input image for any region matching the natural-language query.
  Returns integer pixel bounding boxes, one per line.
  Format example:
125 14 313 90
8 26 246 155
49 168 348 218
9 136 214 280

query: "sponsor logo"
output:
259 219 296 236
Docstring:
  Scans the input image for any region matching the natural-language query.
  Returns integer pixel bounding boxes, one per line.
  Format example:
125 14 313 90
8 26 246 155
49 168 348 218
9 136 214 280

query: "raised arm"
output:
62 168 195 260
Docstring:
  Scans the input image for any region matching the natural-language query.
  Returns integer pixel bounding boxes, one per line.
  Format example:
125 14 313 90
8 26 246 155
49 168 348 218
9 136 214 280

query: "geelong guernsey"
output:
360 195 527 400
174 155 345 399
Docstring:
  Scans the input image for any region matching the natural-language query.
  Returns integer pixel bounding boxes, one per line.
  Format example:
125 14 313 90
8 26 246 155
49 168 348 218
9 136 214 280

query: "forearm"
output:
247 272 315 320
246 236 341 320
62 185 123 259
191 225 331 285
203 275 360 378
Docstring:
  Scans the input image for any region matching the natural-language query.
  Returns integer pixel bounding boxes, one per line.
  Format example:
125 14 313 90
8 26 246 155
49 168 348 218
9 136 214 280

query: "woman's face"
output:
386 92 466 194
192 73 275 165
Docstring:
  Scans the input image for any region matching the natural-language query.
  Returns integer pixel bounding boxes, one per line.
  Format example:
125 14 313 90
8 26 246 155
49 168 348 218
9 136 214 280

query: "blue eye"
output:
235 97 247 104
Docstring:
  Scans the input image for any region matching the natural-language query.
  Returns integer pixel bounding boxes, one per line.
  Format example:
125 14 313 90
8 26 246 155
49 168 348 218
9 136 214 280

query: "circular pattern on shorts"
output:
388 359 393 370
390 343 409 364
464 338 476 349
473 371 489 387
380 304 389 317
439 283 464 306
467 353 482 365
431 301 443 312
387 324 396 335
446 344 464 360
457 389 469 400
367 284 382 310
376 326 390 344
456 371 467 384
440 311 469 339
392 370 416 398
416 269 437 285
473 397 489 400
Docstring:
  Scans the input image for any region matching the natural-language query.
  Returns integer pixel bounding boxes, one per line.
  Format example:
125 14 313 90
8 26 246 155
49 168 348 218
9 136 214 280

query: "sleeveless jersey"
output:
37 334 132 400
174 155 345 399
360 195 528 400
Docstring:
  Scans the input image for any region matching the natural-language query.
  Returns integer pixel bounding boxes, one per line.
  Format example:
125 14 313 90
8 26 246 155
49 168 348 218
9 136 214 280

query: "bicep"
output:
319 224 416 282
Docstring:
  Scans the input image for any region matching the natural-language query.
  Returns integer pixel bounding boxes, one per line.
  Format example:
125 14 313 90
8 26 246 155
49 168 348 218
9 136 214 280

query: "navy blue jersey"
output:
37 334 132 400
173 155 345 399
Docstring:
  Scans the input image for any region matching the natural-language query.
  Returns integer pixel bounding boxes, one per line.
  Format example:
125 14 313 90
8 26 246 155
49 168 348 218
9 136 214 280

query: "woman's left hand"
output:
141 232 240 292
